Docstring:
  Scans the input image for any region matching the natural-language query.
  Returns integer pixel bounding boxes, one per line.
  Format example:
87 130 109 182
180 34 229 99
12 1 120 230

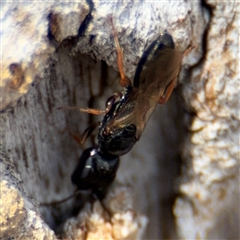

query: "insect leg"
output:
158 46 193 104
57 105 84 112
110 18 131 87
80 108 106 115
69 122 100 146
57 105 106 115
80 122 100 144
39 190 81 206
158 77 177 104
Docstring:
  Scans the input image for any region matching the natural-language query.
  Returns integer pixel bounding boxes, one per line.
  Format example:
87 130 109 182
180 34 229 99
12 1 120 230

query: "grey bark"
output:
0 1 239 239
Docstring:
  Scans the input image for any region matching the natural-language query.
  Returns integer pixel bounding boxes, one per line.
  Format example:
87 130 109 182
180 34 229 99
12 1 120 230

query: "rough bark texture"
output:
0 1 239 240
175 2 240 239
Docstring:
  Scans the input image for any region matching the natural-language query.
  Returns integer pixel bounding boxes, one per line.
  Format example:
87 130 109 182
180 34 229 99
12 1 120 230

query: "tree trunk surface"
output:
0 1 239 239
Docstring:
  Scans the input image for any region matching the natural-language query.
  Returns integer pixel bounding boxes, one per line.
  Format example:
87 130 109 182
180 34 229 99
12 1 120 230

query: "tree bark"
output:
0 1 239 239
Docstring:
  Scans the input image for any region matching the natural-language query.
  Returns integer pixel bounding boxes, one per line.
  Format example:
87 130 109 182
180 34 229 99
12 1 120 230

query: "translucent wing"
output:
107 33 184 139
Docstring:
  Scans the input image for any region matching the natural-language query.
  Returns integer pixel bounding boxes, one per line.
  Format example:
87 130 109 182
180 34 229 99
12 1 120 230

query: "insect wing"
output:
108 47 183 139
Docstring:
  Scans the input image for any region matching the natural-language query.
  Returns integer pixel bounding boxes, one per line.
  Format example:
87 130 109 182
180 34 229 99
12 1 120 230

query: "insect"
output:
71 25 185 200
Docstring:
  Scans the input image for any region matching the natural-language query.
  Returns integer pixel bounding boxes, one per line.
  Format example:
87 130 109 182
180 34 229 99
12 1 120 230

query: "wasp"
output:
71 24 186 200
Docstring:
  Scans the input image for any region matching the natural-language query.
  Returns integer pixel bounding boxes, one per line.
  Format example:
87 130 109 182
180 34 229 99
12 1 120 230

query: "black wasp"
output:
71 24 185 200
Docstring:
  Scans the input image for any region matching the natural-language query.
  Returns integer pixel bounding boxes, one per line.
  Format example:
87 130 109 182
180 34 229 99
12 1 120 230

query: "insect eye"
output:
105 95 116 109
